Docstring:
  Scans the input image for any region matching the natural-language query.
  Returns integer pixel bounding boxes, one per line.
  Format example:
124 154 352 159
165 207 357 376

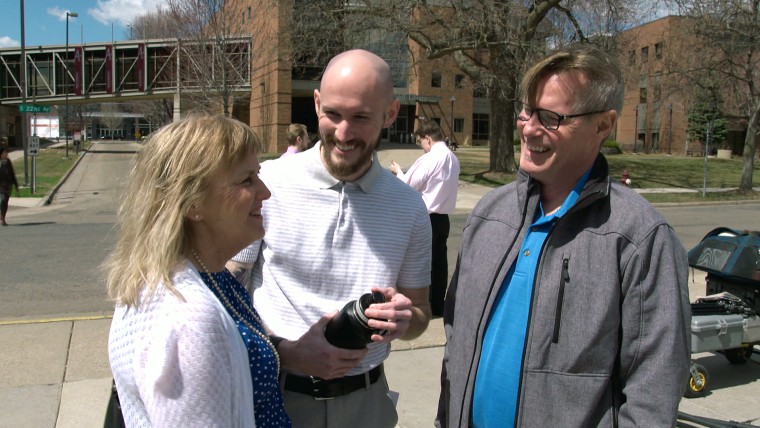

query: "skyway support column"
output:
173 92 181 122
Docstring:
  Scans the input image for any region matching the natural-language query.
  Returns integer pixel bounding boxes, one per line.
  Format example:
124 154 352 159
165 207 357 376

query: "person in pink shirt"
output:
390 119 460 316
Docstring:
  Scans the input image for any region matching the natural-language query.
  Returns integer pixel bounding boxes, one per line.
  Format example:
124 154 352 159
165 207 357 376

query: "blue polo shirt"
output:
471 169 591 428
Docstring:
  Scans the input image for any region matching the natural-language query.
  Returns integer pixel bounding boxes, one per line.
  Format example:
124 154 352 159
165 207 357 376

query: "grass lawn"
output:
11 144 760 204
11 143 89 197
456 147 760 203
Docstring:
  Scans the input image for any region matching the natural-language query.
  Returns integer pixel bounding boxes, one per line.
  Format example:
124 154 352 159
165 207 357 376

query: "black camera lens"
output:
324 291 386 349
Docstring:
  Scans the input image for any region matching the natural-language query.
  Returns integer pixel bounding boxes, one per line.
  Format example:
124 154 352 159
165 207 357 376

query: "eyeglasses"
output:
514 101 605 130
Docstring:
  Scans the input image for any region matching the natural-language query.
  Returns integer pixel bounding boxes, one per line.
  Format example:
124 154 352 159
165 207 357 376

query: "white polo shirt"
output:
234 143 432 375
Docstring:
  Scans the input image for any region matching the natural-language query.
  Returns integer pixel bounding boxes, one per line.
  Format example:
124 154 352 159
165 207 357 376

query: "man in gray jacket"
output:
436 45 691 427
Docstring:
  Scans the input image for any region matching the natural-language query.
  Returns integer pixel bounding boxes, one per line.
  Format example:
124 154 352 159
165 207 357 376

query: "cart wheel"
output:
724 346 753 365
684 363 709 398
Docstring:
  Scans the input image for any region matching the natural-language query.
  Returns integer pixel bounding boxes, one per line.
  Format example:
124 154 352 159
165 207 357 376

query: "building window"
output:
655 42 663 59
473 113 489 140
641 46 649 63
431 72 442 88
628 50 636 65
455 74 465 89
454 118 464 133
639 87 648 104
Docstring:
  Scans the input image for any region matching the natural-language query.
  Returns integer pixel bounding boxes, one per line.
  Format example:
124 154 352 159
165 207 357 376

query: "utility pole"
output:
65 11 78 158
20 0 29 185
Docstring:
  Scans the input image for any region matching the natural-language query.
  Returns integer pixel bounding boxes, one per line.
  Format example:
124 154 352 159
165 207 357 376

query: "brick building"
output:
616 16 752 155
230 0 488 154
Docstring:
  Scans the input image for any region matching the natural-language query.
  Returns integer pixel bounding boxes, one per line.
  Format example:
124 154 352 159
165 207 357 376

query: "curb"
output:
44 149 87 206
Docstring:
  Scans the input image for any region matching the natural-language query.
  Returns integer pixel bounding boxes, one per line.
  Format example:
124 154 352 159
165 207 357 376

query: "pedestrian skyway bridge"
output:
0 37 252 105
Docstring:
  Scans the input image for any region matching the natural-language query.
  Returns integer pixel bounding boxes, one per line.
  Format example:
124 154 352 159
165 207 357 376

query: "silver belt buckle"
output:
311 377 335 401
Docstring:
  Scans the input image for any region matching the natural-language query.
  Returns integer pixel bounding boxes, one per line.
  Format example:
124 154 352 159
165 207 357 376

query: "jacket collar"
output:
516 153 611 214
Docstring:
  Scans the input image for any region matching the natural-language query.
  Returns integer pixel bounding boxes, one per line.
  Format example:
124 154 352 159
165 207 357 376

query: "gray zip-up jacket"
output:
437 155 691 427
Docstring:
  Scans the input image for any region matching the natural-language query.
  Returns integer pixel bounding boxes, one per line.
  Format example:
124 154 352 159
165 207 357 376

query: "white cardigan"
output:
108 260 255 427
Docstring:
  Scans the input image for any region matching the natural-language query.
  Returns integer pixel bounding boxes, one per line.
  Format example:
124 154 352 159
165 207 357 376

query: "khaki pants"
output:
283 373 398 428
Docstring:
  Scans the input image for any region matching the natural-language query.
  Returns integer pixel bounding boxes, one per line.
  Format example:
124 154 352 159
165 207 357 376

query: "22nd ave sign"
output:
18 104 52 113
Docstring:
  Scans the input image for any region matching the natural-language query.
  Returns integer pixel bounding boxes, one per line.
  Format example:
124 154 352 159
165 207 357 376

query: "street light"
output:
633 105 639 153
450 96 456 138
667 103 673 155
65 11 78 158
127 23 133 39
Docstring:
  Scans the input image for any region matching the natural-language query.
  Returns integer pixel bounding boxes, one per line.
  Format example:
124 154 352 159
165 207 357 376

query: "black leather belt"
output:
282 364 383 400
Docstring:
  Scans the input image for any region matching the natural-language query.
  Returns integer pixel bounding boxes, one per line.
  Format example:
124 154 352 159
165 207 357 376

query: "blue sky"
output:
0 0 166 48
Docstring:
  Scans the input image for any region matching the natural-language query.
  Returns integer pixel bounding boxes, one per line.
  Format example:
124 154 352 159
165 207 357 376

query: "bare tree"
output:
292 0 636 173
667 0 759 193
130 1 262 117
163 0 257 117
100 103 124 139
126 100 173 133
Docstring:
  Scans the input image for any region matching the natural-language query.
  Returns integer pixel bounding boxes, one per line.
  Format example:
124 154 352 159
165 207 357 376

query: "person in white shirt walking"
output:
390 119 460 316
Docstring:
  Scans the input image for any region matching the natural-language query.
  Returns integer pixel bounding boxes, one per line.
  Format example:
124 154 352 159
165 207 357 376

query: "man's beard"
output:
319 132 380 181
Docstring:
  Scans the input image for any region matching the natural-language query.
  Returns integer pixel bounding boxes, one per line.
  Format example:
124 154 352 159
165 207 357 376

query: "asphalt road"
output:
0 141 137 322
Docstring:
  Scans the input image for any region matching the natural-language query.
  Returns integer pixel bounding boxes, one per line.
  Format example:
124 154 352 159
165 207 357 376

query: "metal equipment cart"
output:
685 228 760 398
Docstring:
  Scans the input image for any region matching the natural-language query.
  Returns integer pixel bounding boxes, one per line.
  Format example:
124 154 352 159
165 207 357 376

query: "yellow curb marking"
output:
0 314 113 326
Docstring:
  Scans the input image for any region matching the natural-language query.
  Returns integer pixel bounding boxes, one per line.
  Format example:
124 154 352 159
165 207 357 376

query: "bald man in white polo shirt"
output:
229 49 432 428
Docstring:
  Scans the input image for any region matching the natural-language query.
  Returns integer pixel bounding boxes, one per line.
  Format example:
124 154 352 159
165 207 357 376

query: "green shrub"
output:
601 140 622 155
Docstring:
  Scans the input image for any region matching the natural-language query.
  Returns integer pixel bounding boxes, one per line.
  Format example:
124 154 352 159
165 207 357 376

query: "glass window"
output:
655 42 663 59
641 46 649 63
454 118 464 133
639 87 648 104
431 72 442 88
473 113 489 140
455 74 465 89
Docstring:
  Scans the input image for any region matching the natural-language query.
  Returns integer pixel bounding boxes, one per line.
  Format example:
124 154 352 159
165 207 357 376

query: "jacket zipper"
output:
552 258 570 343
509 166 608 426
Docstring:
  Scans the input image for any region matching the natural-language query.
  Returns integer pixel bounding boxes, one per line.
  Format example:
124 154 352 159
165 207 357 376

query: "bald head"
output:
320 49 395 104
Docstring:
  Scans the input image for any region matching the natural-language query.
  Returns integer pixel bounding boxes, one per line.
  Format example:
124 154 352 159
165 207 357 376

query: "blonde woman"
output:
106 114 290 427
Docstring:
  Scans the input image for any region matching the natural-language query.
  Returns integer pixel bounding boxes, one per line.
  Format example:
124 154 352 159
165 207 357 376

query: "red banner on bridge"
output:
137 43 146 92
105 45 113 94
74 47 83 96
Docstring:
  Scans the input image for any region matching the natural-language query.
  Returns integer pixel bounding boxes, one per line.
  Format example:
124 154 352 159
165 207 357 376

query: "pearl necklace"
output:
191 249 280 374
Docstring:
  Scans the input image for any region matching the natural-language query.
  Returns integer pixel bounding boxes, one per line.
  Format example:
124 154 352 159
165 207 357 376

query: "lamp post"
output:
667 103 673 155
65 11 78 158
127 23 133 39
633 105 639 153
449 95 456 137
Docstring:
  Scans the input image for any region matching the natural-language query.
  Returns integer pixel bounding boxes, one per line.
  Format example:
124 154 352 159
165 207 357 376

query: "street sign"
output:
29 136 40 156
18 104 52 113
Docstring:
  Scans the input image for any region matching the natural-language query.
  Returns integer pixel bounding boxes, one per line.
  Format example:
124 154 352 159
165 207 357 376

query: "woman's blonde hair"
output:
105 113 264 307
